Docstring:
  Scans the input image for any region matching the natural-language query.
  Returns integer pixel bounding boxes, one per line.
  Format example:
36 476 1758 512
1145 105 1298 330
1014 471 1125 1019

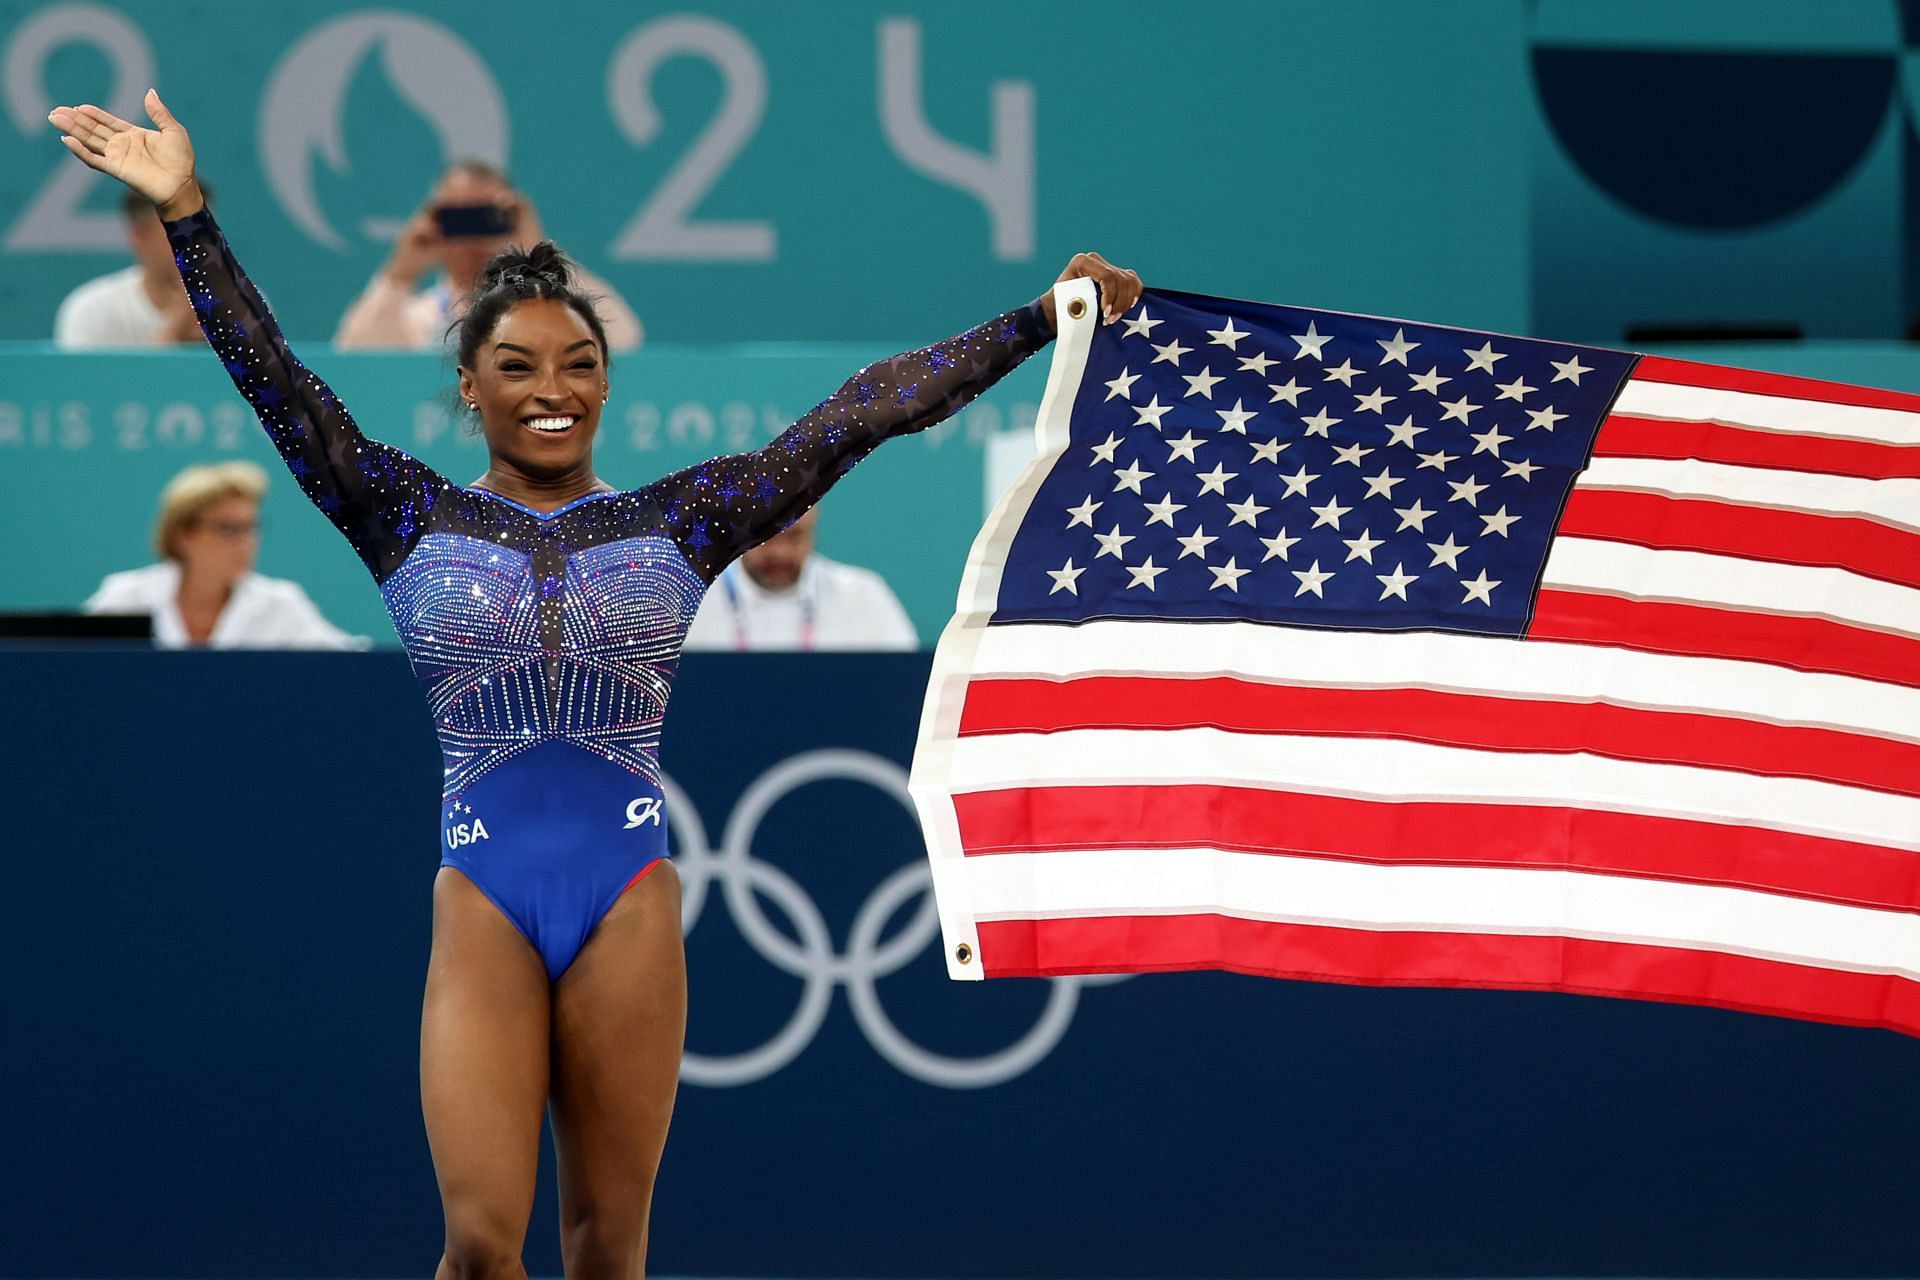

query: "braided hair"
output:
452 240 612 370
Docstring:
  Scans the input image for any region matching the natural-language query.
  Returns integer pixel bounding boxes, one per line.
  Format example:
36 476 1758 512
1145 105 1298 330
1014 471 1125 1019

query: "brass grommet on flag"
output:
955 943 973 965
1066 296 1088 321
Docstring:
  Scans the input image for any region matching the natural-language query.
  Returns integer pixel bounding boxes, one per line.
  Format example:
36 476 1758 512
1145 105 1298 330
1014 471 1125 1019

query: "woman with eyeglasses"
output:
83 458 363 649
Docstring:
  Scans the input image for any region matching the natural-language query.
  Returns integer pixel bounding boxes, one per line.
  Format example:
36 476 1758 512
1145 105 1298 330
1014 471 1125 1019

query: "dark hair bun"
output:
477 240 574 294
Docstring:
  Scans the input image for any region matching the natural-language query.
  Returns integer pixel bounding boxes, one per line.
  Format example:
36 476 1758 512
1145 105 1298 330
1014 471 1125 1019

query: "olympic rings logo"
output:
659 749 1125 1090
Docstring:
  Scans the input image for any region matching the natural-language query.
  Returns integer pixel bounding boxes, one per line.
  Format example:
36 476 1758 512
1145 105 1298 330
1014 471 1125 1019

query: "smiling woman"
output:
451 242 618 496
45 86 1141 1277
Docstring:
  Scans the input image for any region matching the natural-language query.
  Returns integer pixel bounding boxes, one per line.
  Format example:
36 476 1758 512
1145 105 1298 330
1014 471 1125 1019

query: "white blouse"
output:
83 562 366 650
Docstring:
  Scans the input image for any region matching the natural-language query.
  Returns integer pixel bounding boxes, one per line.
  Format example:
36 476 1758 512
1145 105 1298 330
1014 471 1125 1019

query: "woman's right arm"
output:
49 91 446 580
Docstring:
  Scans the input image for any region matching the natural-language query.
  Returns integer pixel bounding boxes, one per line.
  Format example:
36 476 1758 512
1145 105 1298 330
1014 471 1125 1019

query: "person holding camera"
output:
333 159 644 351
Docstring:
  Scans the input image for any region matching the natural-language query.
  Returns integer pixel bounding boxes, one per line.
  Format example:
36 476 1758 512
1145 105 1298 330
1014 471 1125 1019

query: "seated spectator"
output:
54 185 214 347
684 508 918 651
85 461 364 649
334 159 642 350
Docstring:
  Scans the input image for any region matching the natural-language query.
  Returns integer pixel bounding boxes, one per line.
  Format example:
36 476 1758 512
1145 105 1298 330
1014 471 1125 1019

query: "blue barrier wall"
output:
3 650 1917 1278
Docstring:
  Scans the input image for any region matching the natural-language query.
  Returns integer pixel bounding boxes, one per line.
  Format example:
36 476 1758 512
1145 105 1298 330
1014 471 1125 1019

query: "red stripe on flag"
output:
1557 489 1920 592
957 676 1920 798
1530 588 1920 690
1631 356 1920 416
974 914 1920 1035
952 784 1920 914
1594 413 1920 480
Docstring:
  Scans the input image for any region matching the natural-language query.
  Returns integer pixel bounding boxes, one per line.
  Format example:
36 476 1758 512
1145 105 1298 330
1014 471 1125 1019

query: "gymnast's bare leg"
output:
421 867 552 1279
548 862 688 1279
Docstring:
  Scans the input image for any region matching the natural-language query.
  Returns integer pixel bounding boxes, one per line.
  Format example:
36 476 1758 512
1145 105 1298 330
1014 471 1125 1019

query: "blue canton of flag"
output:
993 289 1635 634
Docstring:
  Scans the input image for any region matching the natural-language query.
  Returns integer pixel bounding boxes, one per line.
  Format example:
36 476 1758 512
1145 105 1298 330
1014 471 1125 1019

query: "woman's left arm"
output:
654 252 1141 581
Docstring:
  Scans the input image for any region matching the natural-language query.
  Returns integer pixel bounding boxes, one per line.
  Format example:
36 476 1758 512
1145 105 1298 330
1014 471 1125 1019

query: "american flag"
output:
909 280 1920 1036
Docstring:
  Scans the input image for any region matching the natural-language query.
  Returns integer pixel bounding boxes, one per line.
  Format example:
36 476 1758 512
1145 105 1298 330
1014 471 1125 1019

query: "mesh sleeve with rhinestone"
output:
164 207 450 582
644 301 1055 581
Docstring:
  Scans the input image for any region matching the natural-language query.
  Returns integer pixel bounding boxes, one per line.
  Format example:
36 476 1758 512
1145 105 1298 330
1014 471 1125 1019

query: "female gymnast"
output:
48 90 1142 1277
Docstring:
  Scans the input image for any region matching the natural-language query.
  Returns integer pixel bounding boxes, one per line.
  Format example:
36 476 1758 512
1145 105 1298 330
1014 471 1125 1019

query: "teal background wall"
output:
0 345 1048 644
10 0 1920 644
0 2 1529 343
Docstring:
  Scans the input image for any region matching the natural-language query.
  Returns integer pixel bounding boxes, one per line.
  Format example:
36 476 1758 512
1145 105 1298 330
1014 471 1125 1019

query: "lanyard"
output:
720 564 816 652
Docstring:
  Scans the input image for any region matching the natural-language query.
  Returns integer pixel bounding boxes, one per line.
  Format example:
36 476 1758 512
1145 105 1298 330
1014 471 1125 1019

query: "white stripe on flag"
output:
965 620 1920 745
945 728 1920 853
1614 380 1920 445
957 848 1920 979
1578 455 1920 530
1543 537 1920 638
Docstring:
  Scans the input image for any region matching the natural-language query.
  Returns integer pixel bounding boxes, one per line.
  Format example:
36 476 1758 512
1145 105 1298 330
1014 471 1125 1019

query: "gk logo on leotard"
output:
660 750 1126 1091
623 797 663 829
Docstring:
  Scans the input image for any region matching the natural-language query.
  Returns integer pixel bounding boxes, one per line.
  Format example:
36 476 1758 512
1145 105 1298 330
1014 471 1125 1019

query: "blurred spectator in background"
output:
685 508 918 651
53 185 213 347
84 461 363 649
334 160 643 350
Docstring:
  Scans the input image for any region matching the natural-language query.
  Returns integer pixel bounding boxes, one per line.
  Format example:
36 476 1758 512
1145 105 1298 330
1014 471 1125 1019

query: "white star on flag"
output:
1362 467 1403 499
1182 366 1223 399
1216 400 1257 433
1394 499 1434 531
1377 329 1419 365
1447 474 1488 505
1151 338 1191 366
1342 529 1385 563
1291 559 1334 596
1479 506 1521 537
1124 557 1167 590
1375 562 1418 599
1550 355 1592 384
1175 526 1218 559
1195 463 1238 495
1134 397 1172 429
1260 527 1300 561
1292 322 1332 359
1164 431 1205 463
1309 496 1350 529
1206 318 1249 349
1208 557 1251 591
1113 460 1153 493
1426 533 1467 568
1469 425 1511 456
1142 493 1186 526
1225 494 1270 527
1464 342 1506 373
1460 568 1500 604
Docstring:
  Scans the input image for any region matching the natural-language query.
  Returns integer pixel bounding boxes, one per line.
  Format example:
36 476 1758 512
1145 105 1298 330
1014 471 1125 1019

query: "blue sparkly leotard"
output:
164 208 1053 979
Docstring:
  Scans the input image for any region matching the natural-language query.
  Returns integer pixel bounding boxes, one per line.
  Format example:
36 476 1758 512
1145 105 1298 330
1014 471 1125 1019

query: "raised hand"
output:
47 89 202 218
1046 251 1145 328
